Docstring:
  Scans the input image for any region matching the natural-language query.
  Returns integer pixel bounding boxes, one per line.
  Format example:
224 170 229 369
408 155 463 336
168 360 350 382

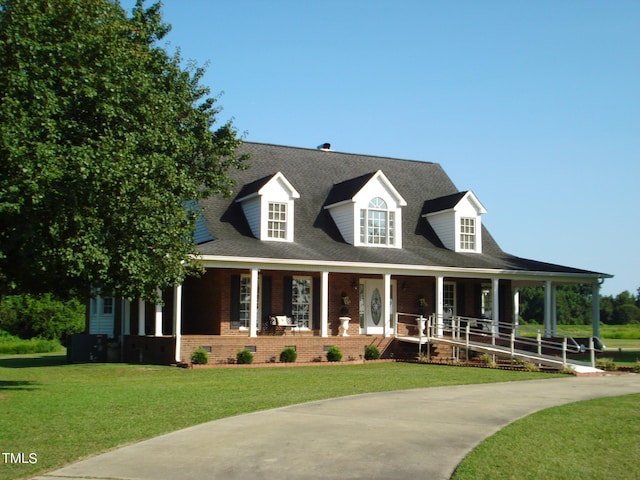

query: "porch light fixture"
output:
401 281 408 292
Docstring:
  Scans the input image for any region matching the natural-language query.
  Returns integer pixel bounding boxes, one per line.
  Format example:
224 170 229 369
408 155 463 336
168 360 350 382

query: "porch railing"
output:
396 313 603 369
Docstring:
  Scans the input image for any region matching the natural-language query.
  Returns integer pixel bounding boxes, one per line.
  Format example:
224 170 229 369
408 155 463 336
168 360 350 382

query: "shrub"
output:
479 353 497 368
364 344 381 360
236 348 254 364
0 332 63 354
0 294 84 344
279 346 297 363
326 345 342 362
595 357 616 371
190 348 209 365
521 361 541 372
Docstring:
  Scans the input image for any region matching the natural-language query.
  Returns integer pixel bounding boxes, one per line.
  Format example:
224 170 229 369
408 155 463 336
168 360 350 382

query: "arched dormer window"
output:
359 197 395 245
324 170 406 248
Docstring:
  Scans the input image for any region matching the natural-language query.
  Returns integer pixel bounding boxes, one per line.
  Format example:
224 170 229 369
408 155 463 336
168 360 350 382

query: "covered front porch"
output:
88 259 603 365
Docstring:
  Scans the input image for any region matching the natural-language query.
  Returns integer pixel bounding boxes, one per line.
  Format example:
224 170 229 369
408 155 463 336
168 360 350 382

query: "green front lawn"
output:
453 393 640 480
1 354 558 480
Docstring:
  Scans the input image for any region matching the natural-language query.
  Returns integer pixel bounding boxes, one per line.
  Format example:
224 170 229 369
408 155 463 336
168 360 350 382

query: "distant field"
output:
603 338 640 349
518 323 640 341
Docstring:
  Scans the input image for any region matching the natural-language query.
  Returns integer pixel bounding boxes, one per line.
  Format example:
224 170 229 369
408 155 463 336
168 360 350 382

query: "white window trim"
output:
459 217 477 251
267 201 288 240
455 213 482 253
356 197 402 248
238 274 251 330
291 276 312 329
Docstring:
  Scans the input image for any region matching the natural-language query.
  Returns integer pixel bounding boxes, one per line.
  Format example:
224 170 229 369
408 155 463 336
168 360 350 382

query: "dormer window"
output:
460 217 476 251
360 197 396 245
324 170 406 248
422 190 486 253
268 202 288 239
236 172 300 242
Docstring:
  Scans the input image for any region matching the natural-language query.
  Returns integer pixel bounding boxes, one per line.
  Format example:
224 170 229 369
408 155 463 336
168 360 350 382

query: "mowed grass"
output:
1 354 560 480
452 393 640 480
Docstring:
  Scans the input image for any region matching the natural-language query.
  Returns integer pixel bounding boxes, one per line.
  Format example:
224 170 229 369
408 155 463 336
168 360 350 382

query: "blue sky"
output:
124 1 638 296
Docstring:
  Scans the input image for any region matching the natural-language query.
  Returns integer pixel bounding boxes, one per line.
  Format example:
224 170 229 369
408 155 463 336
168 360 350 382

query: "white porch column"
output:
551 286 558 337
249 268 259 338
435 275 444 337
592 282 601 339
174 285 182 363
320 271 329 338
137 299 145 336
513 290 520 336
492 277 500 337
544 280 553 337
383 273 391 337
154 288 163 337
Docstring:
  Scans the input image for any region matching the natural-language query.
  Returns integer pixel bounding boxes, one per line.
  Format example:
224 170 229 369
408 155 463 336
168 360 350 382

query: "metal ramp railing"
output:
395 313 603 372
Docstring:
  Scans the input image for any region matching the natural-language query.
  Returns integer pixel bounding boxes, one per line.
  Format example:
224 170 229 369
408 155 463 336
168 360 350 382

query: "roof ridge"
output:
241 141 437 166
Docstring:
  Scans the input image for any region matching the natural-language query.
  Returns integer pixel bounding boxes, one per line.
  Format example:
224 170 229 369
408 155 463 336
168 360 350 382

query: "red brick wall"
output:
180 334 395 364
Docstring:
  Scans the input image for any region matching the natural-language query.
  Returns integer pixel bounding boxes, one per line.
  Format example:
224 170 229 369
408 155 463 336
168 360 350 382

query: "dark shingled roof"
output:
196 142 607 278
422 191 469 215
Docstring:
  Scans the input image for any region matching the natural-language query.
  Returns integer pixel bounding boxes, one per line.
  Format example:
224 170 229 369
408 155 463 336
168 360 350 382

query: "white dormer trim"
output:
236 172 300 242
423 191 486 253
325 170 407 248
352 171 407 208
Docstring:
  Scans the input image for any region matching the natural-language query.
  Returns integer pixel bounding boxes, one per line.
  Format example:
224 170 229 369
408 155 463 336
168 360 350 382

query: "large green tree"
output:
0 0 247 301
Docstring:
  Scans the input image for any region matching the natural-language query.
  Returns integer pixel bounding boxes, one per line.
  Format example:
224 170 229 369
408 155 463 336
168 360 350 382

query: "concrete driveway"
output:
33 374 640 480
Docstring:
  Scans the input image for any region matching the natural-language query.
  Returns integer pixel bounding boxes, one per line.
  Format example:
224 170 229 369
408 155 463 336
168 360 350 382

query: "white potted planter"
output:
339 316 350 336
415 316 426 336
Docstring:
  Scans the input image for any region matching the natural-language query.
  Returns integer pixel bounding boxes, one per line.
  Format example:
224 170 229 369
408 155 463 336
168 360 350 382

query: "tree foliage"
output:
0 0 247 301
0 293 84 343
519 285 640 325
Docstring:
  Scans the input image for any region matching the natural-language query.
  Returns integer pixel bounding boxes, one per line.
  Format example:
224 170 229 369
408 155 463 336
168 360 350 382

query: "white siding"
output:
328 203 355 244
241 198 261 238
88 296 115 336
428 211 455 250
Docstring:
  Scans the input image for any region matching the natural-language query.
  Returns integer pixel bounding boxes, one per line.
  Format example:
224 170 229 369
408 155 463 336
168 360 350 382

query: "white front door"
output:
359 279 396 335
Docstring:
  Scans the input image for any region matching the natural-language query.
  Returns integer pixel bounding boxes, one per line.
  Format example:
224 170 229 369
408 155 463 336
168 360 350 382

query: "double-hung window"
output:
267 202 287 239
359 197 395 246
291 276 312 328
460 217 476 251
239 275 251 328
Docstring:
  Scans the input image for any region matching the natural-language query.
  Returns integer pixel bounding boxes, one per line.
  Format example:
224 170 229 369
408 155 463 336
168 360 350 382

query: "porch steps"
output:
396 335 602 373
390 338 453 361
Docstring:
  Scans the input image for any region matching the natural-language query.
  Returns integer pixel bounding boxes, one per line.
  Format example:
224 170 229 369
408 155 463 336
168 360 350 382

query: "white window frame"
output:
459 217 476 251
359 197 396 246
291 276 312 329
267 202 287 239
481 283 492 319
239 275 251 329
444 282 456 318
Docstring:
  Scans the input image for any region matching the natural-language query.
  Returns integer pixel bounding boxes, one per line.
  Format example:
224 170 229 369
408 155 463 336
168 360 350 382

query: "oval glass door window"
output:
371 288 382 325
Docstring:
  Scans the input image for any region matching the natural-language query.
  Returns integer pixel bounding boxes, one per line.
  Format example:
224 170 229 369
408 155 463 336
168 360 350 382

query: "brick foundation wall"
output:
181 335 395 364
